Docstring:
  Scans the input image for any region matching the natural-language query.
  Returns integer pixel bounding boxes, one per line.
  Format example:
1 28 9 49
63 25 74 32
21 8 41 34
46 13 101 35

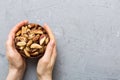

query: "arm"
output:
37 24 57 80
6 20 28 80
6 69 25 80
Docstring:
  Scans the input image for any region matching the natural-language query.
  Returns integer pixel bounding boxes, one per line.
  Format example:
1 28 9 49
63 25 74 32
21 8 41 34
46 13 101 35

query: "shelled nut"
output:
24 49 30 57
16 42 26 47
39 34 46 45
26 40 33 46
15 23 50 58
30 43 42 49
16 30 21 36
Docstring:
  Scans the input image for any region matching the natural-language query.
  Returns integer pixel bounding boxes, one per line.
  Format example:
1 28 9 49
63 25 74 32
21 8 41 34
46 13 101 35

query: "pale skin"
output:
6 20 57 80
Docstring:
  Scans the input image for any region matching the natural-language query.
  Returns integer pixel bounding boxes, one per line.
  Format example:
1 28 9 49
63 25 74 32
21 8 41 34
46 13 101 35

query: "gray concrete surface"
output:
1 0 120 80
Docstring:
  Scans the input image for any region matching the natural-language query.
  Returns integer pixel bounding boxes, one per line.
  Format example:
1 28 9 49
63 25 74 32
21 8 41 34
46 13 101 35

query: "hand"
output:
6 20 28 80
37 24 57 80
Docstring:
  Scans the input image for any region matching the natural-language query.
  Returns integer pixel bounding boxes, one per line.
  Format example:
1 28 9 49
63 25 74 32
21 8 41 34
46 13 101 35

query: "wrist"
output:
6 68 25 80
37 74 52 80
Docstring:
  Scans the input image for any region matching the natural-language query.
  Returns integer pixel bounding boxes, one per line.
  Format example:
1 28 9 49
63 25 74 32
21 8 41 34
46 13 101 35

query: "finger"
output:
51 45 57 65
6 39 14 49
10 20 28 35
7 20 28 47
43 24 55 41
41 40 55 60
8 20 28 40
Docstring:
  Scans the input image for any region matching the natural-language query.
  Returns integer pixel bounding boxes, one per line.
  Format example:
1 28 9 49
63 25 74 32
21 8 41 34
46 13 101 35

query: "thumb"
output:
41 40 55 60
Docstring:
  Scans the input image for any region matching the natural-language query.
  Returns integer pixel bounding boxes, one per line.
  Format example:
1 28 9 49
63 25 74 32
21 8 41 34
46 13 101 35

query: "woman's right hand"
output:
6 20 28 80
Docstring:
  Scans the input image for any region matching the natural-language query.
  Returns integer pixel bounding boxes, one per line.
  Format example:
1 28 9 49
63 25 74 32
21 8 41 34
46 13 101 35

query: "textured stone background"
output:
1 0 120 80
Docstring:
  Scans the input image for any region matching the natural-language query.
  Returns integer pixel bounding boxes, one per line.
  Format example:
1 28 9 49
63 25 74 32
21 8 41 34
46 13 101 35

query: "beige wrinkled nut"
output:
31 52 39 56
38 27 42 30
28 23 35 28
45 37 49 44
27 28 30 32
28 25 31 28
31 43 42 49
17 42 26 47
28 33 35 39
19 46 24 50
27 40 33 46
32 30 43 34
32 34 40 41
25 47 30 52
15 36 27 42
39 35 46 45
23 34 28 38
31 48 38 54
24 49 30 57
15 23 50 58
22 26 27 35
16 30 21 36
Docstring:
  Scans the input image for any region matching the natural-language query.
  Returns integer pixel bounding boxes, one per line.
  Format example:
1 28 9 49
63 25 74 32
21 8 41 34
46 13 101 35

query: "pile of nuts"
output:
15 23 50 58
